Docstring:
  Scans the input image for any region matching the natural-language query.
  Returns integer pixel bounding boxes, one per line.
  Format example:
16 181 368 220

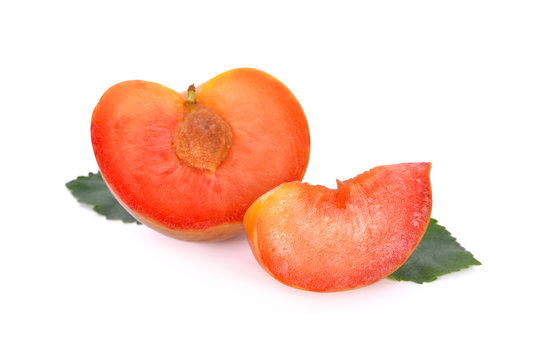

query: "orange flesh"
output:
244 163 432 292
91 68 310 240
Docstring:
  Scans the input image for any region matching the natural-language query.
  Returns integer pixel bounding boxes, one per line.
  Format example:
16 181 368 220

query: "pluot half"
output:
91 68 310 241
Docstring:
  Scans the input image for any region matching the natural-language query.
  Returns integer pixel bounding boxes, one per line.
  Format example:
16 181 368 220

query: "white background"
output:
1 1 538 359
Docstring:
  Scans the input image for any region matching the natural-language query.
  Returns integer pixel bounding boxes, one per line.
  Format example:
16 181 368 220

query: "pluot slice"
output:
244 162 432 292
91 68 310 241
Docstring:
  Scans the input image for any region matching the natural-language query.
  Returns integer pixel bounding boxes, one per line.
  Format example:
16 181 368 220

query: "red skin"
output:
91 68 310 241
244 163 432 292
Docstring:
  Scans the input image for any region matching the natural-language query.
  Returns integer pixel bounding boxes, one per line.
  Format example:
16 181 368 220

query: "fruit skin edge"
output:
102 173 244 242
243 163 432 292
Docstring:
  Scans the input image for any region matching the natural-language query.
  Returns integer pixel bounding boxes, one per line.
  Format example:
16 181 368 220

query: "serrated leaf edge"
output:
388 219 481 283
65 172 141 224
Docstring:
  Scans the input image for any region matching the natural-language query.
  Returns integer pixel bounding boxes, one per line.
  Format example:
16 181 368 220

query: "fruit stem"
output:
187 84 196 103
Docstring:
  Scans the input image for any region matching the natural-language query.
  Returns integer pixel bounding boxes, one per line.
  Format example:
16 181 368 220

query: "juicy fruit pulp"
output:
244 163 432 292
91 68 310 241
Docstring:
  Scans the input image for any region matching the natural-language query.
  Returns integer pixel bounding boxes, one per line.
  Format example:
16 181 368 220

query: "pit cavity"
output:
173 85 233 172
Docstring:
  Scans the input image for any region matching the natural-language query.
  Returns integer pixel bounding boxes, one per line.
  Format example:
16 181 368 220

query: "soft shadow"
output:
139 227 419 303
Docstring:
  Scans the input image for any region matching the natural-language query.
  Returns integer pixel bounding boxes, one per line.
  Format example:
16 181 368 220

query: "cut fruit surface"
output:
244 163 432 292
91 68 310 241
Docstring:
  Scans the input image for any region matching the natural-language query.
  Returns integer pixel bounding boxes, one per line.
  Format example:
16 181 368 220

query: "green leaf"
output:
389 218 480 283
66 172 141 224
